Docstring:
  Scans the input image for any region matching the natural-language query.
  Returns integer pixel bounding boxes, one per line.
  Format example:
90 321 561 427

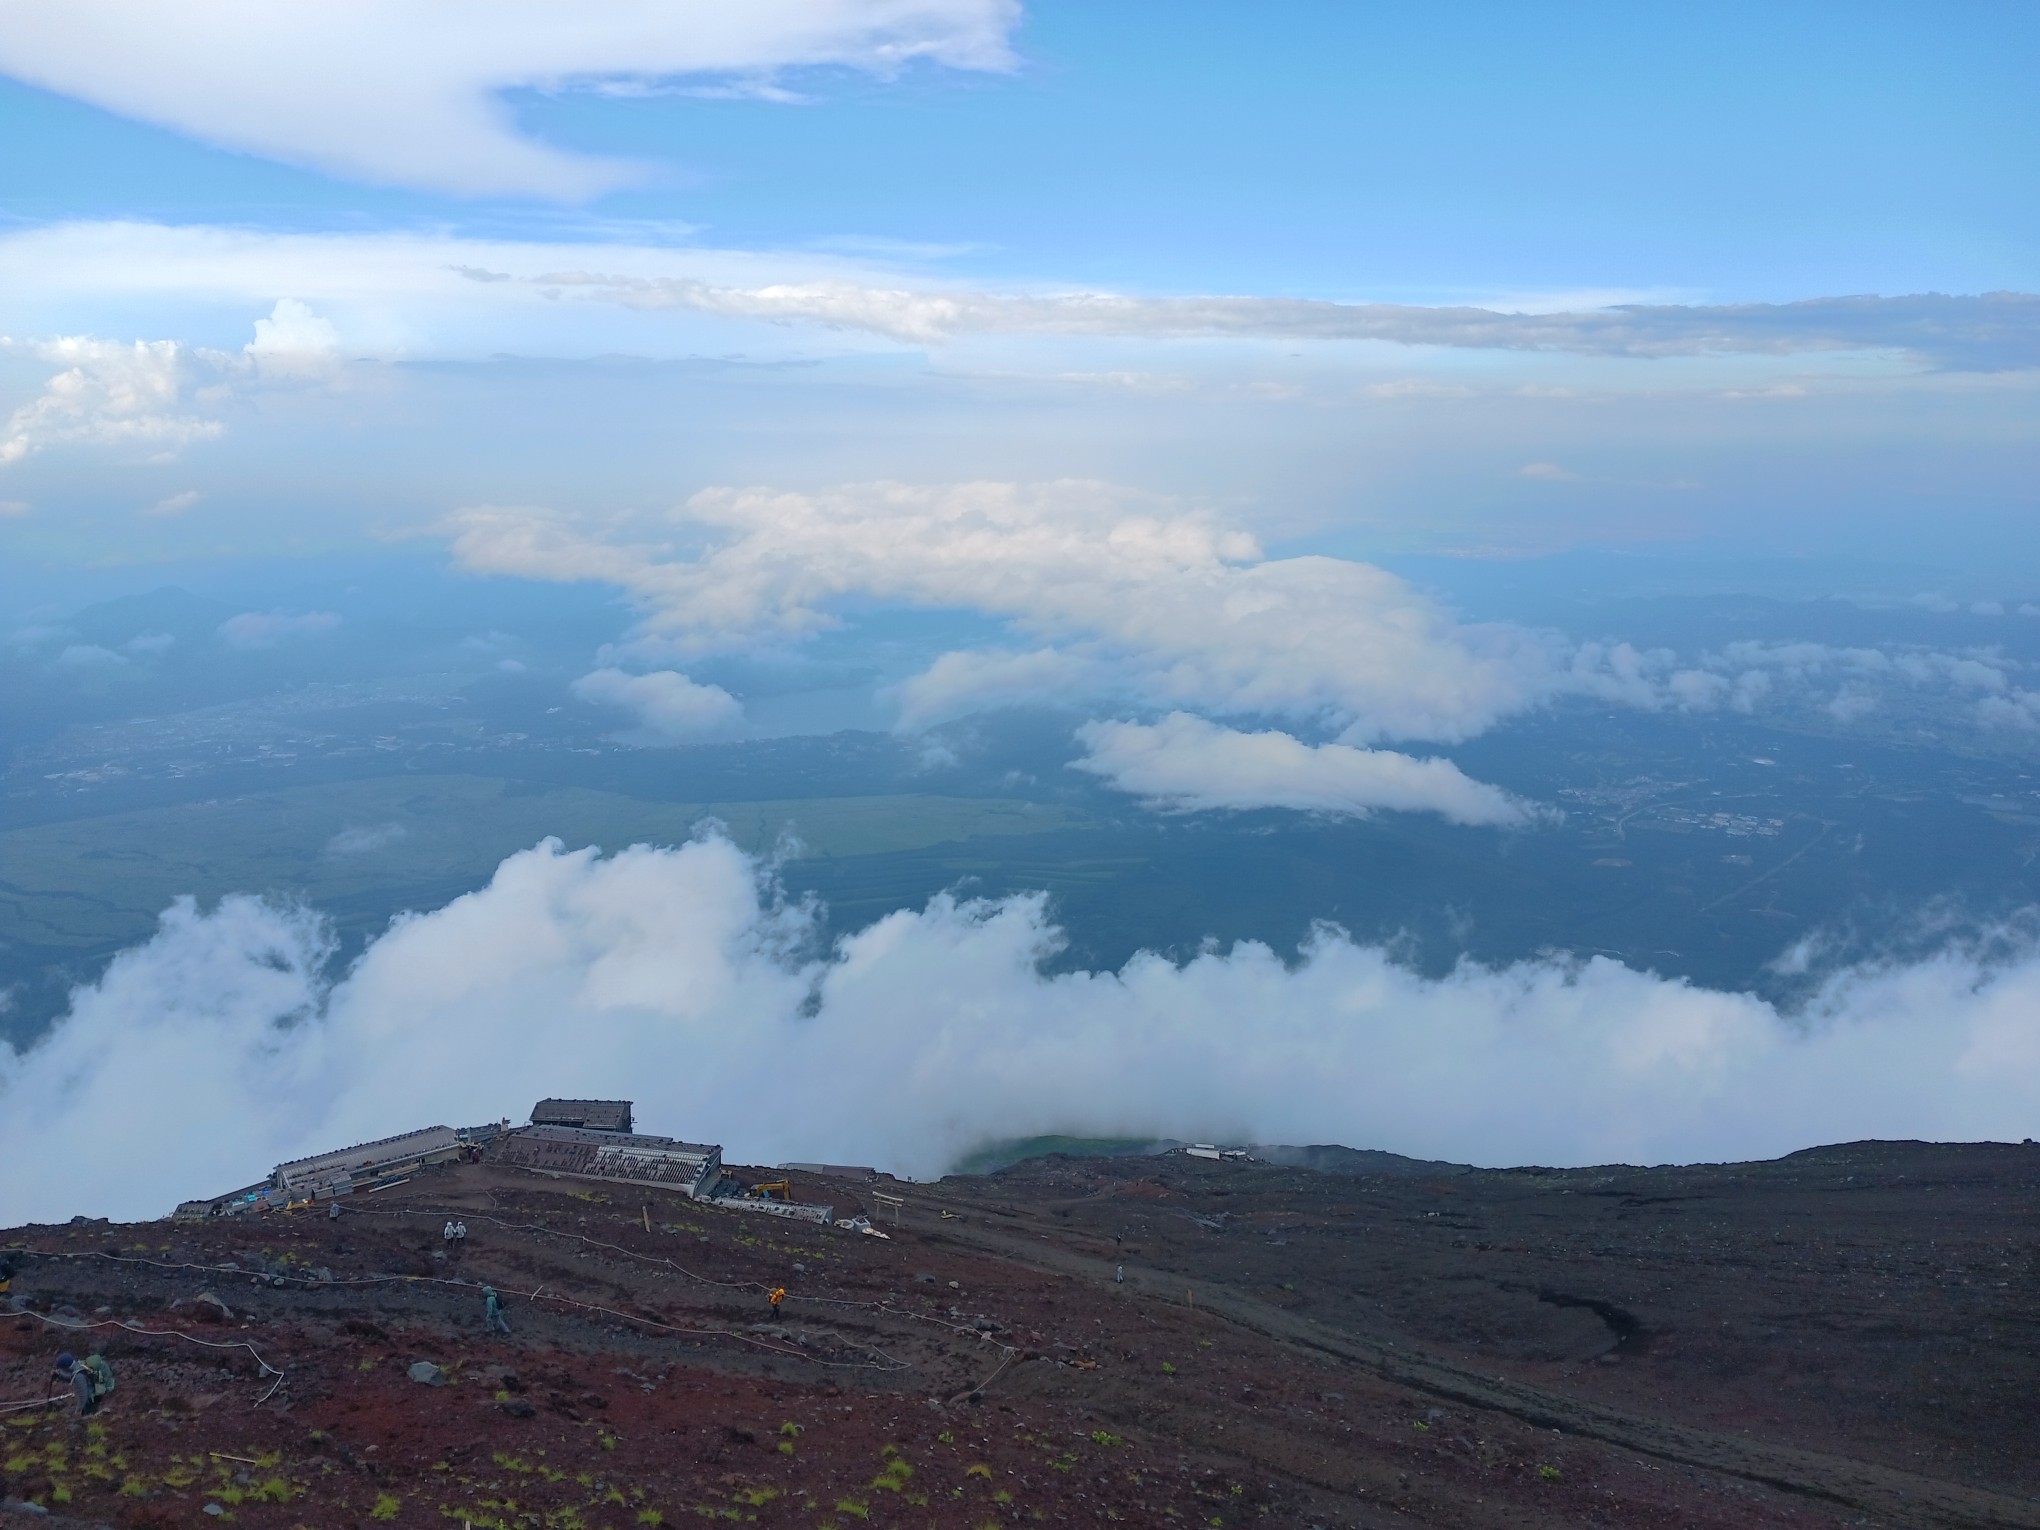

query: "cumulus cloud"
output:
448 480 1560 746
1978 691 2040 731
0 1 1020 199
572 666 743 741
243 297 339 374
4 834 2040 1225
1072 713 1544 827
0 336 222 465
1647 639 2026 732
217 610 340 648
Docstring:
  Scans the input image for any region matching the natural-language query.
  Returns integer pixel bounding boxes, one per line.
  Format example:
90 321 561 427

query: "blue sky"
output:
3 2 2035 297
10 5 2040 1195
0 1 2037 760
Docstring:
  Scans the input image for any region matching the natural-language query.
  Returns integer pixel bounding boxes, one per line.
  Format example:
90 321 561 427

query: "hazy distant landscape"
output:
6 571 2039 1049
4 10 2039 1525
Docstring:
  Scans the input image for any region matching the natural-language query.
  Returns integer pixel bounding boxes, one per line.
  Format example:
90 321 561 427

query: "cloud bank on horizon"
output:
2 832 2037 1227
2 223 2035 372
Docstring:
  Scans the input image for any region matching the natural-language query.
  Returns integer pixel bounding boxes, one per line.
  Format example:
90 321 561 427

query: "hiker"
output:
483 1286 511 1336
1115 1263 1124 1285
52 1352 114 1416
443 1220 458 1244
767 1286 786 1321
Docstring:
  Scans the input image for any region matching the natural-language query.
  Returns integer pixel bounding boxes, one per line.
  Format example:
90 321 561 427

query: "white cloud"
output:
1978 691 2040 731
0 498 26 516
52 642 127 670
0 224 2033 371
326 823 408 856
891 647 1093 730
1072 714 1544 827
4 834 2039 1225
447 483 2040 765
0 336 222 465
1627 639 2026 726
144 488 202 517
1826 684 1880 724
0 1 1020 198
244 297 339 374
549 271 2040 368
448 480 1560 745
572 666 743 741
217 610 340 648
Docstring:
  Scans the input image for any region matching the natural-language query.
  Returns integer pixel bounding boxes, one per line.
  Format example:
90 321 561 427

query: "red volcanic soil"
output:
3 1141 2038 1529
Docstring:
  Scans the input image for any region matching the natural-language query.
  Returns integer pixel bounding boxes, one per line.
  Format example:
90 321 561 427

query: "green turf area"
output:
0 774 1084 956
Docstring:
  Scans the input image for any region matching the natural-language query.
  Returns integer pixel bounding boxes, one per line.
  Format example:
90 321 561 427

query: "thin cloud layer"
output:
559 274 2040 369
0 1 1020 198
1072 713 1545 827
216 611 340 649
3 834 2037 1226
0 225 2031 372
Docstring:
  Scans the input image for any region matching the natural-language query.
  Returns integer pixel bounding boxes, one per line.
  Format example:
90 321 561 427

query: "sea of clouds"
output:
3 832 2037 1227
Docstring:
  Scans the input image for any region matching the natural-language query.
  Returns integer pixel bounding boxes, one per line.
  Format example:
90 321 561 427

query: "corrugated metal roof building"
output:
272 1125 464 1196
530 1099 635 1133
492 1125 722 1197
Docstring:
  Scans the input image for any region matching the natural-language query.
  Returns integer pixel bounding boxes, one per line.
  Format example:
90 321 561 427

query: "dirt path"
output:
916 1188 2040 1530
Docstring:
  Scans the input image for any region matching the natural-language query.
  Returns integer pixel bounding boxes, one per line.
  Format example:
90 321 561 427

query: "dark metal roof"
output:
494 1124 720 1189
778 1162 879 1182
530 1099 634 1132
272 1126 459 1184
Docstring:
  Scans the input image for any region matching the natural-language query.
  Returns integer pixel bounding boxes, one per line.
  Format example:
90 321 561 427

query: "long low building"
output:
489 1124 836 1223
177 1123 488 1218
490 1124 724 1198
274 1126 467 1197
166 1105 833 1226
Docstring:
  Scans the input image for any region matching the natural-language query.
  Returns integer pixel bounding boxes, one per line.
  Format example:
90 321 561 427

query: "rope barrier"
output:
6 1188 1024 1400
6 1306 287 1404
349 1205 1017 1359
8 1249 895 1374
